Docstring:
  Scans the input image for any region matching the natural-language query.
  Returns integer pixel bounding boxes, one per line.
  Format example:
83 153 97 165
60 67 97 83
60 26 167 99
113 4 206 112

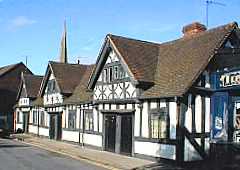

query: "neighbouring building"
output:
0 62 31 132
13 21 240 163
15 73 43 133
86 22 240 162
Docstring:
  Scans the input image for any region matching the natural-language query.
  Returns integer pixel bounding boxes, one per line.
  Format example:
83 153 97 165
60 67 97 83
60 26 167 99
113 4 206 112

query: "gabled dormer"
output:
16 73 43 107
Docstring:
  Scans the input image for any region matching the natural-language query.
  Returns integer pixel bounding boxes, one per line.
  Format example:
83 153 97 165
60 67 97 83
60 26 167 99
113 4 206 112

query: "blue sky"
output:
0 0 239 75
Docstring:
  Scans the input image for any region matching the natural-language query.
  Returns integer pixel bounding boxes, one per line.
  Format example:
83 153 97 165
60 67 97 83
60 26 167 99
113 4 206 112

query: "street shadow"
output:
0 144 30 148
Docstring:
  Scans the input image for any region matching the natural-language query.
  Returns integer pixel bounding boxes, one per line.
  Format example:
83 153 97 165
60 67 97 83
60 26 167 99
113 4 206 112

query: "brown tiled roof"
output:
0 62 30 78
23 74 43 98
143 22 238 98
64 65 95 104
32 96 43 107
109 35 159 83
48 61 90 95
103 22 238 98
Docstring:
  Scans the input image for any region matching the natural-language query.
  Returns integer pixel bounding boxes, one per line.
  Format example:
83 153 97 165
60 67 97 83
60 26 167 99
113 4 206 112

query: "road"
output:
0 138 107 170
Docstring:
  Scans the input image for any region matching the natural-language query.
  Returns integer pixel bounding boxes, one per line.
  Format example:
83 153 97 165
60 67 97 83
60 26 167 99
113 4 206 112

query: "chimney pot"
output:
182 22 207 37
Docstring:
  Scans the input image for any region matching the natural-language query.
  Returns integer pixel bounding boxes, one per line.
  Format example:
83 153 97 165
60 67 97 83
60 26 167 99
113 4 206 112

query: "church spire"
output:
59 20 68 63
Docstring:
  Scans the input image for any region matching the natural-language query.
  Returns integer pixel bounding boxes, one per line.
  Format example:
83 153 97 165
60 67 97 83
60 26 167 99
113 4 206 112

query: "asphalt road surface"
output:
0 138 107 170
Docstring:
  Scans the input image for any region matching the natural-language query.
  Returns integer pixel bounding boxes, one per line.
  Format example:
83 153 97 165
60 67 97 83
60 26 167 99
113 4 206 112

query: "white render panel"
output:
83 133 102 147
43 93 63 105
29 125 38 134
134 104 140 137
76 108 80 129
127 104 132 110
62 130 79 142
141 102 149 138
111 104 116 110
99 112 103 133
125 82 136 98
119 104 125 110
93 108 98 131
195 95 202 133
185 94 193 132
184 137 202 161
150 102 157 109
205 138 210 154
135 141 176 160
105 104 110 110
169 102 177 139
160 100 167 108
205 97 211 132
16 123 23 130
39 127 49 137
102 85 107 100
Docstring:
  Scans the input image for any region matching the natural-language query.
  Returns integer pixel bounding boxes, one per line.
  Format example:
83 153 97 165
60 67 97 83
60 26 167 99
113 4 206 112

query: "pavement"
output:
11 133 156 170
0 137 106 170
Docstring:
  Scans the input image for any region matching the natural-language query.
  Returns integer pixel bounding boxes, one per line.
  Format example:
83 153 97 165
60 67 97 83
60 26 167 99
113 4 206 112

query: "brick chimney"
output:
182 22 207 37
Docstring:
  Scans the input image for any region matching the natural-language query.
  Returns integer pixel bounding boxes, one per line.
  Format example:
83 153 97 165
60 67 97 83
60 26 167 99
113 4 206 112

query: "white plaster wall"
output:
43 93 63 105
141 102 149 138
135 141 176 160
99 112 103 133
185 94 193 132
150 101 157 109
205 97 210 133
39 127 49 137
134 104 140 137
93 108 98 131
16 123 23 130
184 137 202 161
195 95 202 133
169 102 177 139
19 98 29 106
29 125 38 134
83 133 102 147
205 138 210 154
76 108 80 129
62 130 79 143
126 104 132 110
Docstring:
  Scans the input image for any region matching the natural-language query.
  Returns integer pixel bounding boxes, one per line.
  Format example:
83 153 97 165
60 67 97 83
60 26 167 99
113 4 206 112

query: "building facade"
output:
13 22 240 163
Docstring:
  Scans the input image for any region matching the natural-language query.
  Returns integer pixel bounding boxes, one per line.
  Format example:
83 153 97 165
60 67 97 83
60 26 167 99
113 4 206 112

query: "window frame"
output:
150 107 169 139
68 110 77 130
84 109 94 131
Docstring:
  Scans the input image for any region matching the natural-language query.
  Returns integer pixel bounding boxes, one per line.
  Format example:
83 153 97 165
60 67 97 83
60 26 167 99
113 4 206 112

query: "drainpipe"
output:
37 106 40 137
77 105 81 145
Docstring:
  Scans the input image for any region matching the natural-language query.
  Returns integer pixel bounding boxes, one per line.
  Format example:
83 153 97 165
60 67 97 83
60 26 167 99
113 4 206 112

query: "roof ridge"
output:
108 34 161 46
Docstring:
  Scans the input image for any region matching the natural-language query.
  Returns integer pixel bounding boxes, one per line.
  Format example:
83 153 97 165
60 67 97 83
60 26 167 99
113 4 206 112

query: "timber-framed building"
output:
14 21 240 163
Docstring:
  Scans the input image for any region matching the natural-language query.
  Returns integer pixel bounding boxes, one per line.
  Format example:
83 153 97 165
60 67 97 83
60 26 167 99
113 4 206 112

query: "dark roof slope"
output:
64 65 95 104
0 62 30 78
103 22 238 98
109 34 159 83
49 61 91 95
143 22 238 98
23 74 43 98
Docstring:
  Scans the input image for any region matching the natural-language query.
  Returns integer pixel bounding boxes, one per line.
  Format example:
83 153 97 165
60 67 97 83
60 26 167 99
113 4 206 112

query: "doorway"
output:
120 115 132 155
104 113 133 155
49 113 62 140
23 112 29 133
104 115 116 152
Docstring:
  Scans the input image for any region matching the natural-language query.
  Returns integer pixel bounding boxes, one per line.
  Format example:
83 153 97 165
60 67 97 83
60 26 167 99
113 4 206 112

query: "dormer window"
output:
109 67 113 82
114 66 118 79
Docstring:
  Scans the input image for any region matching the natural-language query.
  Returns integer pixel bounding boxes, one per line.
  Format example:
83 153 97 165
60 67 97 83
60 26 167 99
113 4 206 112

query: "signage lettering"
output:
220 71 240 87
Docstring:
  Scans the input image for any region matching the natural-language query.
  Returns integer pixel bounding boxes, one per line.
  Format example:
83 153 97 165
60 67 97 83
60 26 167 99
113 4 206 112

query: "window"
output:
109 67 113 82
68 110 77 129
40 111 45 126
114 66 118 80
103 69 108 83
119 66 125 79
84 110 93 131
32 111 38 125
17 112 20 123
150 107 168 139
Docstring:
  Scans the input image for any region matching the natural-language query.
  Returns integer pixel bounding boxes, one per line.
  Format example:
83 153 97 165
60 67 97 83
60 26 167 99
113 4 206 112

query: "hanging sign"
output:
220 70 240 88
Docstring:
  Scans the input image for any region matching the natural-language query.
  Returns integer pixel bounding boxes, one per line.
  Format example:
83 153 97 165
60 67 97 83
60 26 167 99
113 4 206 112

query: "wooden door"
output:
120 115 132 155
104 115 116 152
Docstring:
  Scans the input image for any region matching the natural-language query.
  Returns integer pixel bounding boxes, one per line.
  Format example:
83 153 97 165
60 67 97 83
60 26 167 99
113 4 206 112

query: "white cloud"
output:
8 16 37 30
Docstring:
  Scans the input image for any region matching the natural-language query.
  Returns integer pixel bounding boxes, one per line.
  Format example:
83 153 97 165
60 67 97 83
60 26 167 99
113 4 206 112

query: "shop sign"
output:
220 70 240 88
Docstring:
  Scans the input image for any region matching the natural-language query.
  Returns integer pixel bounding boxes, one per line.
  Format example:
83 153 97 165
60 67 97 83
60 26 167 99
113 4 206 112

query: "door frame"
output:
49 112 62 140
102 111 134 156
